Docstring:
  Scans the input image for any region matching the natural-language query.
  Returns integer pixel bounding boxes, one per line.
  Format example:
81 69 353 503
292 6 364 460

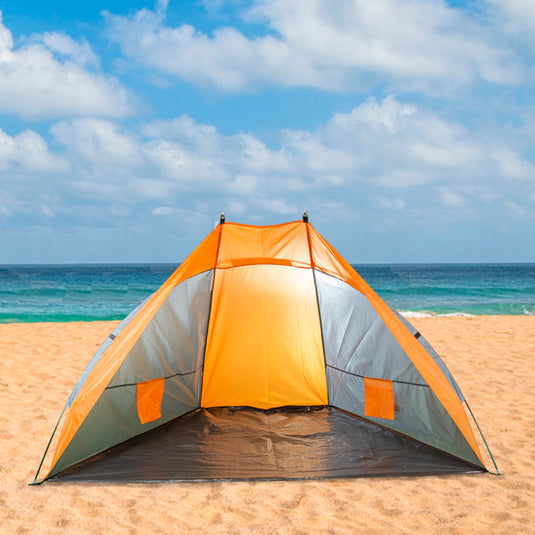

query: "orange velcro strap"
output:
137 378 165 424
364 377 395 420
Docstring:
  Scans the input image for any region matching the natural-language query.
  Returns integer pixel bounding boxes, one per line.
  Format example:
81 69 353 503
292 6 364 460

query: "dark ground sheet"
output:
50 406 484 482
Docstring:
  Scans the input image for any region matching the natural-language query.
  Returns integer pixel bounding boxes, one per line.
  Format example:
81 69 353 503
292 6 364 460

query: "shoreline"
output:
3 263 534 324
1 316 534 533
1 310 534 325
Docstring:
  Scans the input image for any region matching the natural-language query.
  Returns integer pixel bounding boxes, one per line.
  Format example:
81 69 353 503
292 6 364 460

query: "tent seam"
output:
198 223 225 406
305 222 329 404
325 364 430 388
105 367 204 390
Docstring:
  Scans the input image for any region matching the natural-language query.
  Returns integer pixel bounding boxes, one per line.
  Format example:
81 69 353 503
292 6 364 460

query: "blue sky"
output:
0 0 534 263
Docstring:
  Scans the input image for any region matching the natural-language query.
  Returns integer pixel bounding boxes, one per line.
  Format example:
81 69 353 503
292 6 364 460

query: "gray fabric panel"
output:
67 297 149 407
51 376 196 477
327 367 481 467
391 308 464 401
316 270 481 466
108 270 213 403
52 270 213 476
317 270 423 385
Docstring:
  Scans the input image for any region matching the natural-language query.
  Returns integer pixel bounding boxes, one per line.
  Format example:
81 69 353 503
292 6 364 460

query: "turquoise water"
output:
0 263 534 323
358 264 535 317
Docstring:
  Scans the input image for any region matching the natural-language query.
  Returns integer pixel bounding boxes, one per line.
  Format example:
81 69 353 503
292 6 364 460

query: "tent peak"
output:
219 212 226 225
302 210 309 223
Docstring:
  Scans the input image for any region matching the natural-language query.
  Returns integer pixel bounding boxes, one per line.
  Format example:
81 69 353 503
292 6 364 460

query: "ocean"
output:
0 263 534 323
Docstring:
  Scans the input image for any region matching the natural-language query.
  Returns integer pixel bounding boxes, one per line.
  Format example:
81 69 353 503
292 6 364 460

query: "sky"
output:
0 0 534 264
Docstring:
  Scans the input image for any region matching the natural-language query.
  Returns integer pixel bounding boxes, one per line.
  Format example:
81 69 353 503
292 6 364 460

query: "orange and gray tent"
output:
33 216 496 483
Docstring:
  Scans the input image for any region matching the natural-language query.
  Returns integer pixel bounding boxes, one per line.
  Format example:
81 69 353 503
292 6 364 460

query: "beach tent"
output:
34 215 494 483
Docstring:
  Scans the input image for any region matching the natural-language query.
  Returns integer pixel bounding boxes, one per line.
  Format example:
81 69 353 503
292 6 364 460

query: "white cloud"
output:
438 188 467 208
301 96 488 188
105 0 522 92
41 203 54 217
0 127 68 173
0 202 12 217
151 206 174 215
39 33 100 68
331 96 416 134
0 11 132 119
488 0 535 34
504 200 530 217
141 115 291 194
51 119 142 167
493 148 535 180
3 96 535 236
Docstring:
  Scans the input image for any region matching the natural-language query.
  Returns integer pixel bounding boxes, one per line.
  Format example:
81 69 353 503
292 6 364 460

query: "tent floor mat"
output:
49 406 485 482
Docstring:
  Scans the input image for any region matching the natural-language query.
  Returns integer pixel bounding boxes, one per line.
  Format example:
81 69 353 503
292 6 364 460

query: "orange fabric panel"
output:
364 377 395 420
217 221 310 269
137 378 165 424
308 225 484 464
47 225 222 477
201 264 328 409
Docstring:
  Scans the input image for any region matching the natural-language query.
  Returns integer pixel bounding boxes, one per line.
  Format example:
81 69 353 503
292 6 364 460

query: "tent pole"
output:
197 218 225 405
29 405 67 486
465 401 502 475
304 215 329 405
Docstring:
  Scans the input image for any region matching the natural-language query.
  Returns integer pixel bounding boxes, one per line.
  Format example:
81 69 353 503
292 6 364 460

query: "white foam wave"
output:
399 311 434 318
440 312 476 317
399 311 476 318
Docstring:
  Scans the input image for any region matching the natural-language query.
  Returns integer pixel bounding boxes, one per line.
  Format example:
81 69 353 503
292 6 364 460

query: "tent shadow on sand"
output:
33 213 499 484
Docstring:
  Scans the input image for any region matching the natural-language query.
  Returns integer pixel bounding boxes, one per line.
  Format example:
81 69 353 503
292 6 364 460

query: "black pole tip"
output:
302 210 309 223
220 212 225 224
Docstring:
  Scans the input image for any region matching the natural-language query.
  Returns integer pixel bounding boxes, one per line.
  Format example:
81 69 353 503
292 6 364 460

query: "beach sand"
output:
0 316 534 534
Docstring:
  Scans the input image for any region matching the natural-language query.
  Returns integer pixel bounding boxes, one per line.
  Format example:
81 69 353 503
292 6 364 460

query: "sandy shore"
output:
0 316 534 534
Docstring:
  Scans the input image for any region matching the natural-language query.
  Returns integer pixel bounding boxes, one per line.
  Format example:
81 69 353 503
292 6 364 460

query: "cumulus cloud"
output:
3 95 533 234
493 148 535 180
141 115 291 196
0 127 68 173
51 119 142 167
294 95 490 188
487 0 535 34
39 33 100 68
0 11 132 119
104 0 522 92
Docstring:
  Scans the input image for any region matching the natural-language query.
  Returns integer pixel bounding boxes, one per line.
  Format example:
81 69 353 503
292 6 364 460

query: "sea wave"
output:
399 311 476 318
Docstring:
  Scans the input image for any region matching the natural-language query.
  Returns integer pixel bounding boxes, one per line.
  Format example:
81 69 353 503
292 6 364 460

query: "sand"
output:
0 316 534 534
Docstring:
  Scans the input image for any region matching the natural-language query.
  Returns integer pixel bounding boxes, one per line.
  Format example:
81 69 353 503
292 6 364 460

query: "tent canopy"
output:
35 216 490 483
